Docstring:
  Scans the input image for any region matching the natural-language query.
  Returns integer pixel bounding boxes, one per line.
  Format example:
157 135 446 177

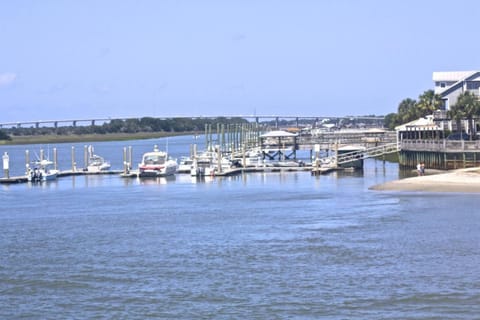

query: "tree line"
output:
0 117 249 139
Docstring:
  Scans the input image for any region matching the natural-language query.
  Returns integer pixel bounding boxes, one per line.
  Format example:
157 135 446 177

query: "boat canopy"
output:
260 130 298 138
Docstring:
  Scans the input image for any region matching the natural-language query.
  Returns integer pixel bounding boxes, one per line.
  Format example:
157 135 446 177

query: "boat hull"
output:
28 170 58 182
138 164 177 177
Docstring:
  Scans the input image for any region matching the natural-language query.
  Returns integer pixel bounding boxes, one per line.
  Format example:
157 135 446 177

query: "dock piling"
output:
84 145 88 169
25 150 30 174
71 146 76 172
2 152 9 178
53 148 58 170
123 147 128 174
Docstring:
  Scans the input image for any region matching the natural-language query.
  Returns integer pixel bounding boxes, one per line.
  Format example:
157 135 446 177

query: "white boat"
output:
27 159 59 182
177 156 194 173
138 145 177 178
86 146 111 173
190 150 233 177
231 147 263 167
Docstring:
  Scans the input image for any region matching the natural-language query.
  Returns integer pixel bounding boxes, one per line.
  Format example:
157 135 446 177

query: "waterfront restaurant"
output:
396 114 480 170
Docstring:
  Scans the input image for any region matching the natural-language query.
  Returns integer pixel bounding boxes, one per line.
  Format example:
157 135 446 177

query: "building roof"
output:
395 116 440 131
433 71 477 82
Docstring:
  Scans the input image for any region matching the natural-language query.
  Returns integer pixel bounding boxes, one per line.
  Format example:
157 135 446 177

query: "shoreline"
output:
0 131 194 146
370 167 480 193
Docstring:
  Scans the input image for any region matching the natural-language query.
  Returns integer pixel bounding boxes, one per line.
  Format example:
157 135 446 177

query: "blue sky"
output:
1 0 480 122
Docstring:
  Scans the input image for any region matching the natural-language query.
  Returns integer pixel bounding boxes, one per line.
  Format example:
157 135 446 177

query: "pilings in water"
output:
202 123 264 155
122 146 133 174
399 150 480 170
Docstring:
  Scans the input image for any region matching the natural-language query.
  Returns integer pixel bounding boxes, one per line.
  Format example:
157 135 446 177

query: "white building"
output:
433 70 480 110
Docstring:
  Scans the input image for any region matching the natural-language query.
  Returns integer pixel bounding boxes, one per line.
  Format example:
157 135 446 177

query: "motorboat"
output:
86 154 111 172
85 146 111 173
177 156 194 173
138 145 177 177
190 150 233 177
231 147 263 167
27 159 59 182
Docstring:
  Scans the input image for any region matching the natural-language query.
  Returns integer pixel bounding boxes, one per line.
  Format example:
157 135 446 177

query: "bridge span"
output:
0 114 385 129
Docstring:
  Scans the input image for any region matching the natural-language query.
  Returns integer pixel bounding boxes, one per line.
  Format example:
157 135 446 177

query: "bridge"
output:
0 114 385 129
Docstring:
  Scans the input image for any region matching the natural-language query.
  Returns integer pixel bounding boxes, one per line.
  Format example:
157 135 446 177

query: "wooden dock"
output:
0 170 123 184
311 167 337 175
1 164 345 184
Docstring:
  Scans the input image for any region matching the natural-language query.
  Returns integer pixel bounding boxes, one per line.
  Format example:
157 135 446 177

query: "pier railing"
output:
297 130 396 150
400 139 480 152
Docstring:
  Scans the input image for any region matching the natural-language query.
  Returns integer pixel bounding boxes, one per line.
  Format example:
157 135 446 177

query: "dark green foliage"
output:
0 129 11 140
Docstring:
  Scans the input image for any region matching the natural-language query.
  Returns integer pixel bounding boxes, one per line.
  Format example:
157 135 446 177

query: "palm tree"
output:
416 90 444 118
397 98 417 124
448 91 480 140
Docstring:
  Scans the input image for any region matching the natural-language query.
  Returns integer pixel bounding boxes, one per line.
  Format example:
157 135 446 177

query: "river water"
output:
1 135 480 319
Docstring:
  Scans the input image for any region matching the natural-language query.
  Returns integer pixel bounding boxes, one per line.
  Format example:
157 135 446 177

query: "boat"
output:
190 150 233 177
27 159 59 182
177 156 194 173
85 146 111 173
231 147 263 167
138 145 177 177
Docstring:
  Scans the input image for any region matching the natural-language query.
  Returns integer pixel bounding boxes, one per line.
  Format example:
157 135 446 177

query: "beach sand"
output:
370 167 480 193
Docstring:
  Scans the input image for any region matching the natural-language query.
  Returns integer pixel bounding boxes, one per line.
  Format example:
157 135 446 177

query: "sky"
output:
1 0 480 123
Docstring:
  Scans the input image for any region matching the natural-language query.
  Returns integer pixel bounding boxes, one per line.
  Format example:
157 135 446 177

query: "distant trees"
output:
0 129 11 141
3 117 250 137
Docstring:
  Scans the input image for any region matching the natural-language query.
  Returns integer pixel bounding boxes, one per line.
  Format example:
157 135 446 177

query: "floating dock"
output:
1 165 326 184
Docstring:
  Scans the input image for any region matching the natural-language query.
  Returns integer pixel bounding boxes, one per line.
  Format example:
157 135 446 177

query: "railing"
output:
335 143 399 165
400 139 480 152
297 131 396 149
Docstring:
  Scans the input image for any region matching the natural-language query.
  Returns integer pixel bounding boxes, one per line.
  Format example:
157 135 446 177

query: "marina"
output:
2 125 396 184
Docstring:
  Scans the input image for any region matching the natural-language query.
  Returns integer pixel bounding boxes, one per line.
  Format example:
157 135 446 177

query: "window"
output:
466 81 480 90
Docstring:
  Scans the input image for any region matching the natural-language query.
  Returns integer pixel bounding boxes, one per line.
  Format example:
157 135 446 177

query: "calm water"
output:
1 136 480 319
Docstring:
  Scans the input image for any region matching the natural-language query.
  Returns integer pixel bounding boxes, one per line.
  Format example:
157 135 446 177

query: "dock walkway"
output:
1 166 319 184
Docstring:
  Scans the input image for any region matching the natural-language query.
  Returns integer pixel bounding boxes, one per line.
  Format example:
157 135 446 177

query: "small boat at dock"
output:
138 145 177 178
177 156 194 173
85 146 111 173
27 159 59 182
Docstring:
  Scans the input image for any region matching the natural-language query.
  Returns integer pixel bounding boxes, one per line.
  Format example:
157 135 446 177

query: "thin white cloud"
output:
0 72 17 87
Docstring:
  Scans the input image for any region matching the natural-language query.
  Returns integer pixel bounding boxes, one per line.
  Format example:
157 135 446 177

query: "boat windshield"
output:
143 155 165 165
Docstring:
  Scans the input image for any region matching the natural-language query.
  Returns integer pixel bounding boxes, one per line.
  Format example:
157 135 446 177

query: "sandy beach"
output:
370 167 480 193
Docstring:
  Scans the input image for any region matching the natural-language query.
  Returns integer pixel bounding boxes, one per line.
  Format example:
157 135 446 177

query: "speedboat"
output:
138 145 177 178
27 159 59 182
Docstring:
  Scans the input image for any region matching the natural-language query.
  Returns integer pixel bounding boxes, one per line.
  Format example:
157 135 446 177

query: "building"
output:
393 72 480 170
433 70 480 110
